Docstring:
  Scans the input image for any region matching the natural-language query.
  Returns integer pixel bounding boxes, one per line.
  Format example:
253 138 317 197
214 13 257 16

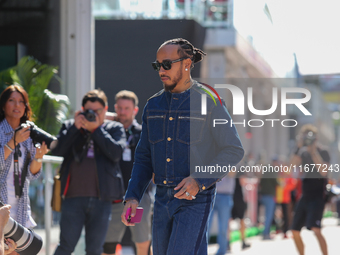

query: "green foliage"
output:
0 56 70 135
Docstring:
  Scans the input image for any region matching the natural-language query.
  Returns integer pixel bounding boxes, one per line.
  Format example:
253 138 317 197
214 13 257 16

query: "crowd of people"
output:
0 38 336 255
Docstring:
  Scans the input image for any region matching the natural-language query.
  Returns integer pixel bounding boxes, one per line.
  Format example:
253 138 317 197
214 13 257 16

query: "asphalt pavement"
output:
209 218 340 255
35 218 340 255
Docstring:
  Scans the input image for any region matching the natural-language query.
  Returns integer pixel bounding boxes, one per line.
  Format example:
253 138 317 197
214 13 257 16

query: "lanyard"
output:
13 143 21 198
126 128 134 147
13 131 24 198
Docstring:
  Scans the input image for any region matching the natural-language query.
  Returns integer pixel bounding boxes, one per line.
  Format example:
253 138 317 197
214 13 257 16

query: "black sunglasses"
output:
151 57 188 71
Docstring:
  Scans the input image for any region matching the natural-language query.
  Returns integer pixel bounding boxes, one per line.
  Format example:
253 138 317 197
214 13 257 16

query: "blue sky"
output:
234 0 340 76
267 0 340 75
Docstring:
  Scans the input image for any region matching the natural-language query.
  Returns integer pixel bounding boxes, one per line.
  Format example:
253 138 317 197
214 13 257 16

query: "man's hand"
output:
174 177 199 200
0 205 11 229
74 111 84 130
82 116 101 133
105 112 117 121
307 142 318 155
121 200 139 226
4 239 16 255
74 110 100 132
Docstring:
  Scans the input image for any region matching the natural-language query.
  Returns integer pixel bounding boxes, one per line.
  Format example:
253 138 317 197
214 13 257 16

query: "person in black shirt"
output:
290 124 330 255
231 171 250 249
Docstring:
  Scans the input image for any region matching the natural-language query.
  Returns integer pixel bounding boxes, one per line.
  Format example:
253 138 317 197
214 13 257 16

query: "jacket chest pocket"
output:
176 115 206 145
147 115 166 144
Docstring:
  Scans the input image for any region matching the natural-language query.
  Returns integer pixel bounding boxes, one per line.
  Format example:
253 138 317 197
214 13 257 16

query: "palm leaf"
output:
0 56 70 135
35 89 70 135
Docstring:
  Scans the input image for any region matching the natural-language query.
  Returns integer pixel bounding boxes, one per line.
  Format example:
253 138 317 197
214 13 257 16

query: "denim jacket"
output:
125 82 244 202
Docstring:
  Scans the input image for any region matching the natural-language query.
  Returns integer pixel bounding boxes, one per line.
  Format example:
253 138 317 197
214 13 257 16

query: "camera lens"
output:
30 126 58 149
303 131 316 146
81 109 96 122
0 201 43 255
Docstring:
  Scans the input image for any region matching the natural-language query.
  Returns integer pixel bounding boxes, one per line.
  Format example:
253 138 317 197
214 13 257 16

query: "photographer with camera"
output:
52 89 126 255
0 85 48 254
290 124 330 255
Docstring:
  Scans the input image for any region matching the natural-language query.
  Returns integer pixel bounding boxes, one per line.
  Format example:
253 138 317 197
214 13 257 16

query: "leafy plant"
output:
0 56 70 135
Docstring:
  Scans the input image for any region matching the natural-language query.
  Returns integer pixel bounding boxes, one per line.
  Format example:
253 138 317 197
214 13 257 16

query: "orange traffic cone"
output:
115 244 122 255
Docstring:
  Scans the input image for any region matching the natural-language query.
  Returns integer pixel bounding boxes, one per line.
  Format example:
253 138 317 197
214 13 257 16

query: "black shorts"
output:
231 199 247 220
291 195 325 231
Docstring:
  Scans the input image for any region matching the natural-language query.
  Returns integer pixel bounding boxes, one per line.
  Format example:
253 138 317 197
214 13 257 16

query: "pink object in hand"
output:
125 207 143 223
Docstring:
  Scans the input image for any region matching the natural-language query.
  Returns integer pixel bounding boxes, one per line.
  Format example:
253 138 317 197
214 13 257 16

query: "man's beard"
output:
164 83 177 92
117 115 132 125
162 65 183 92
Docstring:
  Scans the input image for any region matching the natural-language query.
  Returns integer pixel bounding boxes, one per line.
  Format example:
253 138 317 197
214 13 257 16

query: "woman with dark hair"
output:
0 85 48 236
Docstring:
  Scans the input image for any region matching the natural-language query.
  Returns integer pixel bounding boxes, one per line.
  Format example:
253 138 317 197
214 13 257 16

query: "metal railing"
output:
42 155 63 255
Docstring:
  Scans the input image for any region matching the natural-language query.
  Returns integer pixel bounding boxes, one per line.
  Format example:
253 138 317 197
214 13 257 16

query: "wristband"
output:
4 143 13 152
34 157 43 163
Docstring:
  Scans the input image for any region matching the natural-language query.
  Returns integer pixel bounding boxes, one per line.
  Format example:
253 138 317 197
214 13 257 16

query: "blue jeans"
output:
208 193 233 255
259 195 275 237
152 186 215 255
54 197 112 255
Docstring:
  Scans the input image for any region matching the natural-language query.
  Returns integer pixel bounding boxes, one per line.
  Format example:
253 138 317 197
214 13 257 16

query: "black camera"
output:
80 109 96 122
303 131 316 146
16 121 58 149
0 201 43 255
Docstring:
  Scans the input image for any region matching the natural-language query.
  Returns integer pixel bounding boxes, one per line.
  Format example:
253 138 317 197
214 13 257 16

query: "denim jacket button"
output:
167 137 172 141
163 180 167 184
169 117 174 121
166 158 171 162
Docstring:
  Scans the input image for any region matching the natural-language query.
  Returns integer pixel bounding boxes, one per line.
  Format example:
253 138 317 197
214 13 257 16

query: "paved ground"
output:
208 218 340 255
35 218 340 255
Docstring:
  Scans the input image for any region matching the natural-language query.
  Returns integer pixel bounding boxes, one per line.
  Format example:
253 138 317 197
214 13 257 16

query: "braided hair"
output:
160 38 206 69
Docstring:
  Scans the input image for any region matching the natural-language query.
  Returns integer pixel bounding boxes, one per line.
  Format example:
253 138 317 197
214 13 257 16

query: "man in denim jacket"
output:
121 38 244 255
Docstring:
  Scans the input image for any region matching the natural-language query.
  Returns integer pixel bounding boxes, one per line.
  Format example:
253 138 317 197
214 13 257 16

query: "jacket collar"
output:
0 118 16 135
